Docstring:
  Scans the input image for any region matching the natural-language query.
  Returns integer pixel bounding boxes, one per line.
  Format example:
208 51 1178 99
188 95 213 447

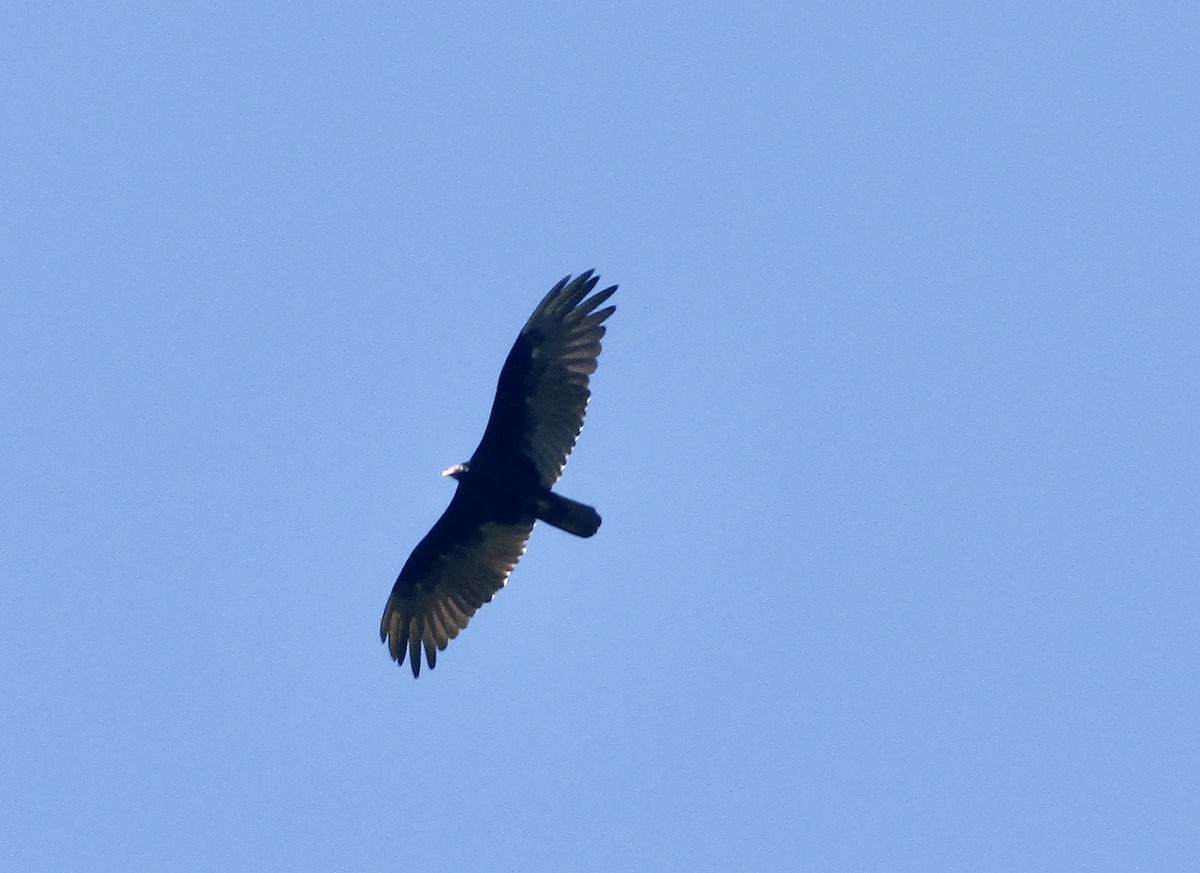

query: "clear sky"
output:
3 4 1197 871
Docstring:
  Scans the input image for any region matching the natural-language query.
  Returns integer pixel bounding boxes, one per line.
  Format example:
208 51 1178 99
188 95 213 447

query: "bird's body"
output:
381 272 616 676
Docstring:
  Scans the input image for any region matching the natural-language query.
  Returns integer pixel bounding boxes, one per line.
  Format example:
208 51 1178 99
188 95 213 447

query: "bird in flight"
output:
381 271 617 677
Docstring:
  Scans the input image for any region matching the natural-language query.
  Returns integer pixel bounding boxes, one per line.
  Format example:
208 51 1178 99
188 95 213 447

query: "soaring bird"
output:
381 272 616 677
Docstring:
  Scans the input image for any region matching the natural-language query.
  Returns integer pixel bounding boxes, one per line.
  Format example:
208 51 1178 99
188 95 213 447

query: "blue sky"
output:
3 3 1197 870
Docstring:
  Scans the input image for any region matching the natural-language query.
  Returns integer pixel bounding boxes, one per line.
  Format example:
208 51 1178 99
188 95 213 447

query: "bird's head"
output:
441 462 469 480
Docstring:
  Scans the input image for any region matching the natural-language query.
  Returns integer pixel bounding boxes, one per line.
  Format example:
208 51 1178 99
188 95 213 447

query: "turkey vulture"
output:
381 271 617 677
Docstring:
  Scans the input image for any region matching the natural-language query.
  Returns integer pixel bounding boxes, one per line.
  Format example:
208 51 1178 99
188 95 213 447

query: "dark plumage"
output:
380 271 616 677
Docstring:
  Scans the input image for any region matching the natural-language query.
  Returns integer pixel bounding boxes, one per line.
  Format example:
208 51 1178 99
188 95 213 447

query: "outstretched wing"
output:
380 493 535 677
471 271 617 487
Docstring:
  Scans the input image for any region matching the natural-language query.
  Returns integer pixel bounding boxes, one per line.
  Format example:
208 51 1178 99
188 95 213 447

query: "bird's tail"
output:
538 492 601 538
